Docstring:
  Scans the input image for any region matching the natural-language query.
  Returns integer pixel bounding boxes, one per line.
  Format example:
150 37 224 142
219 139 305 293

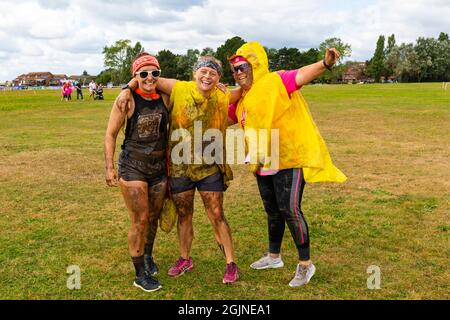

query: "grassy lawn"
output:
0 83 448 300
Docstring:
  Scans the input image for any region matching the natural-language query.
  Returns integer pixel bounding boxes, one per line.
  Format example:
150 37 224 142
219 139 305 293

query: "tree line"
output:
368 32 450 82
96 33 449 85
96 36 352 85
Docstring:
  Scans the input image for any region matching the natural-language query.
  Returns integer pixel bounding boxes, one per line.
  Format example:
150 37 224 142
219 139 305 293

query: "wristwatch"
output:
121 84 131 90
323 58 333 71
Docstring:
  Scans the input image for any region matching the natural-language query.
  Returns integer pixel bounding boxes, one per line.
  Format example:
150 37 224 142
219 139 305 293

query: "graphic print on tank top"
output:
137 113 162 139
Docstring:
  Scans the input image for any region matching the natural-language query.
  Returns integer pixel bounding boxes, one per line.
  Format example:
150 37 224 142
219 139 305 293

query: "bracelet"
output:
323 58 333 71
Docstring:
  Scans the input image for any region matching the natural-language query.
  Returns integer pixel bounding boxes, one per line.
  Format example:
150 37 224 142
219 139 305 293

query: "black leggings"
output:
256 168 310 261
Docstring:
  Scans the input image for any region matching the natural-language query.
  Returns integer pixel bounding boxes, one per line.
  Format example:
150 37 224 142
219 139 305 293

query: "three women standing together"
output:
105 42 346 292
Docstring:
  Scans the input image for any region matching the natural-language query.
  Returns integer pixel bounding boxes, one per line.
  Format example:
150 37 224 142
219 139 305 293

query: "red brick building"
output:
342 62 369 83
13 72 68 86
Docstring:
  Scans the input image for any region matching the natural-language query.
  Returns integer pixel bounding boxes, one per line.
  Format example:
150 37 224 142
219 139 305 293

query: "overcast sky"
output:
0 0 448 82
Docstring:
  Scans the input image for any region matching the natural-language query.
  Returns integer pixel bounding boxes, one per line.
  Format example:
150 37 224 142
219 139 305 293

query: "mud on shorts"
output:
169 172 224 194
118 150 167 187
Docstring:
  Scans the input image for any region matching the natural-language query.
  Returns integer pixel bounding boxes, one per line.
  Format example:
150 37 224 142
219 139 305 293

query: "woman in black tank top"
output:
104 53 172 293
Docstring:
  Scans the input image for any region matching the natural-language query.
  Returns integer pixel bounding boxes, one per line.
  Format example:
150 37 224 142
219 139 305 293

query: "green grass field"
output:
0 84 448 300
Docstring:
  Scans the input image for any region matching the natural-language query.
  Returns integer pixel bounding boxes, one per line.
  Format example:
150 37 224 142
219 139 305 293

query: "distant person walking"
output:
76 80 83 100
67 82 73 101
88 80 97 100
61 82 72 102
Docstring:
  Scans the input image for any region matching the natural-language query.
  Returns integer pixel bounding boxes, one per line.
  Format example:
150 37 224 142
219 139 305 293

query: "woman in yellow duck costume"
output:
228 41 346 287
118 56 240 284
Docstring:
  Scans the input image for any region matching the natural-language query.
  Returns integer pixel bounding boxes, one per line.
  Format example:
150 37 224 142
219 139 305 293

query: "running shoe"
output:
167 257 194 277
144 254 159 276
250 253 284 270
223 262 239 284
288 263 316 287
133 275 162 292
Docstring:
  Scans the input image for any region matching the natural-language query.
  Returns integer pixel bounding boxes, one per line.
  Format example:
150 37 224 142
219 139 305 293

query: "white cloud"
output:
0 0 449 82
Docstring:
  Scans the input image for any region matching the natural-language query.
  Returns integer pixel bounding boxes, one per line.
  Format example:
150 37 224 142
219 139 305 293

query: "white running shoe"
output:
250 253 284 270
289 263 316 287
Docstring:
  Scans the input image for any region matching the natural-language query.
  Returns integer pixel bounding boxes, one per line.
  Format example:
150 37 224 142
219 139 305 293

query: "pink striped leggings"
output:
256 168 310 261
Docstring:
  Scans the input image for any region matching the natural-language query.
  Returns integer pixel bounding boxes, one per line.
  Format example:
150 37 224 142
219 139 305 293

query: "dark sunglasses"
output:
135 70 161 79
231 63 250 74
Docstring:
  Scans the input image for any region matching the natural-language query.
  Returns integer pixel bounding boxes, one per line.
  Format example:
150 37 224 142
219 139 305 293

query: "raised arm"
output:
104 97 128 186
125 77 176 95
295 48 340 87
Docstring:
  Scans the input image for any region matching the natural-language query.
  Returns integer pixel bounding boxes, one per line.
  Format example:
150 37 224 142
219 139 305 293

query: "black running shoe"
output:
144 254 159 276
133 275 162 292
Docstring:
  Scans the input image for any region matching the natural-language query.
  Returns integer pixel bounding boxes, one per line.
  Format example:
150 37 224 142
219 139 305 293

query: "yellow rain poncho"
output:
233 41 347 183
169 80 233 189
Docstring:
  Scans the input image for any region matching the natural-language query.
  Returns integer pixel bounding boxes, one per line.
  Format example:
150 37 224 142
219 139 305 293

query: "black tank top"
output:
121 91 169 157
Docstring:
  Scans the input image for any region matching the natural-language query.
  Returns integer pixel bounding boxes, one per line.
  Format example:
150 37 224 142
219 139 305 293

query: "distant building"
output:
13 72 55 86
13 72 69 86
11 72 100 87
342 62 370 83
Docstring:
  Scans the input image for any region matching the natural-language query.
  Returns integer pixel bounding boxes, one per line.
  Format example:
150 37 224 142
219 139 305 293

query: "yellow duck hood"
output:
233 41 269 84
232 42 347 184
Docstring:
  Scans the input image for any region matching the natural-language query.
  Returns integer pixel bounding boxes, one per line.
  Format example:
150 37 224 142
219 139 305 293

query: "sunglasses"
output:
231 63 250 74
135 70 161 79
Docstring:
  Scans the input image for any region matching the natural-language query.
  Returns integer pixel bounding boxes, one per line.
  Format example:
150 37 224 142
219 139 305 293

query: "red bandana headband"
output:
228 55 248 65
132 55 160 74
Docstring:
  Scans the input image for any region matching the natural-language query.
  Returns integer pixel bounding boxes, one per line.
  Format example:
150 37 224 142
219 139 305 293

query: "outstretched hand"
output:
325 48 341 68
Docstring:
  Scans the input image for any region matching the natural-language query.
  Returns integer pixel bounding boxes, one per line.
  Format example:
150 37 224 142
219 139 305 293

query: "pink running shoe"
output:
223 262 239 284
168 257 194 277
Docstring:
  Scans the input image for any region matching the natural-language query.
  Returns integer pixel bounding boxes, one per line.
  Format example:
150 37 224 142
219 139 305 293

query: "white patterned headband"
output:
193 58 222 75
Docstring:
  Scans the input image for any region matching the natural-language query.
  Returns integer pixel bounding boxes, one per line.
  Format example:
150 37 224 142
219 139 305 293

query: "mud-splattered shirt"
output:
168 80 231 182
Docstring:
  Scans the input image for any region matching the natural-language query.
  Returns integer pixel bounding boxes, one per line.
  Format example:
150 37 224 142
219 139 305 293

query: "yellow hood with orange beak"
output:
233 41 347 183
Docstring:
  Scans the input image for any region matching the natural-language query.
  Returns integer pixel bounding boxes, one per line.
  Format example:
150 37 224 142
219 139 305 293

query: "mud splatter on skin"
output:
145 179 167 255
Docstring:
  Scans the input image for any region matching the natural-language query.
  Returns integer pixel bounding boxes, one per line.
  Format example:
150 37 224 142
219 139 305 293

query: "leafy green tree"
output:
177 49 200 80
435 36 450 81
415 37 438 82
201 47 216 56
96 69 114 85
384 45 400 80
383 34 397 78
395 43 420 82
102 39 145 85
102 39 131 84
156 49 180 79
299 48 320 66
318 38 352 63
123 41 144 81
265 47 279 71
438 32 449 42
385 34 396 55
216 36 246 84
276 47 303 70
369 35 385 82
317 38 352 83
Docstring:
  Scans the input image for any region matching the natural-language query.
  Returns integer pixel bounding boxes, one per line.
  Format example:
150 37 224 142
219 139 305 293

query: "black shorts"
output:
118 150 167 187
169 172 224 194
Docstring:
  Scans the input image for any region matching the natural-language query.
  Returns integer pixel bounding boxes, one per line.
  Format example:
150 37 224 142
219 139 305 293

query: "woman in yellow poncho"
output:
228 41 347 287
